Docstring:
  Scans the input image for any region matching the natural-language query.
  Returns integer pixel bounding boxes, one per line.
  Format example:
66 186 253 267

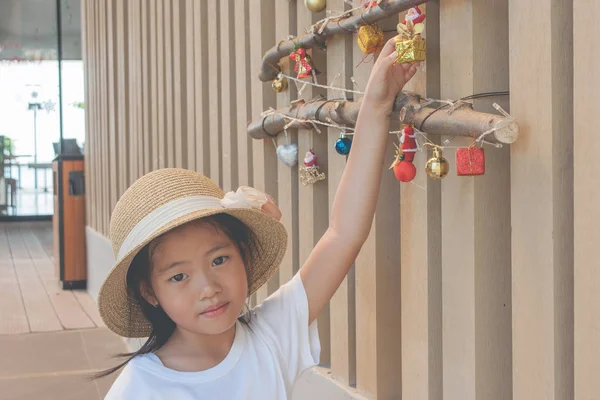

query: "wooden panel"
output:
326 0 355 386
234 0 253 187
150 0 159 170
20 227 47 260
52 163 60 276
100 0 110 235
352 12 402 398
92 0 101 231
107 0 119 214
157 0 166 169
61 161 87 282
509 0 574 398
400 3 443 399
128 0 138 184
33 258 95 330
274 0 298 289
207 0 222 186
0 227 30 334
220 0 238 193
249 0 277 303
142 0 152 174
0 229 29 334
116 0 129 193
81 0 91 226
172 0 185 169
73 290 106 328
13 259 62 333
295 0 330 364
472 2 513 399
574 1 600 398
164 0 174 168
194 0 210 175
184 0 196 171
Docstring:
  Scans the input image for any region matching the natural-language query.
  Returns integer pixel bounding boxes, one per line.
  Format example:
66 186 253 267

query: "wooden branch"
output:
258 0 429 82
248 93 519 145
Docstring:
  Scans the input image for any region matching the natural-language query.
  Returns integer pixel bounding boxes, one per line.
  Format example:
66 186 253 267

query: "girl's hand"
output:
363 37 420 109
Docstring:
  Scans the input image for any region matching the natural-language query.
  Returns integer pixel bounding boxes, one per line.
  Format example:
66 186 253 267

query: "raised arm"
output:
299 38 420 323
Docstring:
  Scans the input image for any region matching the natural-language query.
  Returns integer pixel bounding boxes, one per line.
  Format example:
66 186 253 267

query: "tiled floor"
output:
0 222 128 399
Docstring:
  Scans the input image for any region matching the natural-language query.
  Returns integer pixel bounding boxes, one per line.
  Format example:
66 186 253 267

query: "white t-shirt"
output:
105 272 320 399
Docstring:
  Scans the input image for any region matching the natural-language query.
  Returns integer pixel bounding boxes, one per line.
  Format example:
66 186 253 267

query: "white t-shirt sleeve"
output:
251 272 320 384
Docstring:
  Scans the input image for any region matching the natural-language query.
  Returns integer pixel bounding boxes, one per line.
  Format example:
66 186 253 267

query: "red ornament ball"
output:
393 160 417 182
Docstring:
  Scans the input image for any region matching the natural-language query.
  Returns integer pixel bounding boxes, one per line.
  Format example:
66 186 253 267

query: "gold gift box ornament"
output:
395 6 426 64
357 24 385 55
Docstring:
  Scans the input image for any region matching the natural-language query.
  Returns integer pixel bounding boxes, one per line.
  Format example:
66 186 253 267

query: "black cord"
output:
418 91 509 131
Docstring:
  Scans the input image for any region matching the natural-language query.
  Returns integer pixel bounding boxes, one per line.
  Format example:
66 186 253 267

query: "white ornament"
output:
276 144 298 167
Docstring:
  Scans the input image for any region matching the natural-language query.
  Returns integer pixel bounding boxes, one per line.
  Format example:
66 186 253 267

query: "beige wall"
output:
82 0 598 398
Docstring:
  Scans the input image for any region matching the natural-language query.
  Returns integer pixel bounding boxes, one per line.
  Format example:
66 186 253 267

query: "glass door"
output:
0 0 82 219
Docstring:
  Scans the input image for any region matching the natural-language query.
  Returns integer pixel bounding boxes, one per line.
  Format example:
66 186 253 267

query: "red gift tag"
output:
456 147 485 176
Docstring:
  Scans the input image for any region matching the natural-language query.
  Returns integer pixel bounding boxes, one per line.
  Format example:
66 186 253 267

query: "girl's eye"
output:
212 256 229 267
169 273 188 282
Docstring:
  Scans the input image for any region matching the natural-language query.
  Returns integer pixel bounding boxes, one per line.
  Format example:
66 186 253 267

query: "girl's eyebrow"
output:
205 243 232 256
158 243 232 274
159 260 188 274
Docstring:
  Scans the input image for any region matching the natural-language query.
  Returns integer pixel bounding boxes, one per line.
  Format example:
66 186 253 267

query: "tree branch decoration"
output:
249 93 519 146
259 0 428 82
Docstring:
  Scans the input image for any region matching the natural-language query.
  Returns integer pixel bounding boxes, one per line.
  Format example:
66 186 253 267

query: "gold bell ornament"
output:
424 145 449 179
305 0 326 13
272 76 288 93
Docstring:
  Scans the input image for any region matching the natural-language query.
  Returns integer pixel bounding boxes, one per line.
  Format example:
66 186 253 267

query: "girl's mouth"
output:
200 302 229 318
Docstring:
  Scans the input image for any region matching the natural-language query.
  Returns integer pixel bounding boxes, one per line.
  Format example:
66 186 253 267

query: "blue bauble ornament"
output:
335 137 352 155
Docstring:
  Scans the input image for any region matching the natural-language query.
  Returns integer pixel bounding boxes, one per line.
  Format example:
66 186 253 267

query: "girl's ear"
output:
140 281 158 307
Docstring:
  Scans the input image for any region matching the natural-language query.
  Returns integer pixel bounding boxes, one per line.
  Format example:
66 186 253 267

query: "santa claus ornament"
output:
390 142 417 183
290 48 317 80
395 6 426 64
299 149 326 186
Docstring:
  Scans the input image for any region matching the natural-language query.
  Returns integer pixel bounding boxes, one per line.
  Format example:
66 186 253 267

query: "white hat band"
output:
117 195 224 260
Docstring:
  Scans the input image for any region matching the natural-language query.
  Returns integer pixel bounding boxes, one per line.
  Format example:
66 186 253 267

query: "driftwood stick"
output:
248 93 519 145
259 0 429 82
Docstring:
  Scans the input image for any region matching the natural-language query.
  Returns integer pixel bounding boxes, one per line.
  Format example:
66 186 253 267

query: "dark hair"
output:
93 214 260 379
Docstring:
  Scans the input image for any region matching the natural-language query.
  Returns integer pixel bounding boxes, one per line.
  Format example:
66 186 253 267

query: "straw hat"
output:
98 168 288 338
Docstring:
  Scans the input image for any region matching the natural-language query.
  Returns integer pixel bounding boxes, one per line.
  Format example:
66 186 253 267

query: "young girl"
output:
99 37 418 399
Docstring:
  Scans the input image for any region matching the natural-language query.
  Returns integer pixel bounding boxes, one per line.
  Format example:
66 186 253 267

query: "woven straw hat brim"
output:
98 207 287 338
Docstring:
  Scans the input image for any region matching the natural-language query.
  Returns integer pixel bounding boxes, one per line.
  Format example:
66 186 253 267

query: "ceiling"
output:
0 0 82 61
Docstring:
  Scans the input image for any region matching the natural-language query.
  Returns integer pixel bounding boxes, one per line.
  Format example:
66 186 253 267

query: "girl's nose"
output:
194 271 221 300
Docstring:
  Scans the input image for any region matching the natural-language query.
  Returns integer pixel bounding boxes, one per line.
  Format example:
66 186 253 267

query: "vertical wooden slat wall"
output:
327 0 355 387
81 0 590 398
574 1 600 399
400 4 443 399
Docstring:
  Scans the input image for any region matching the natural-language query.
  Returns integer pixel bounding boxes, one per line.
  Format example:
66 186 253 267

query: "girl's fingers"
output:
379 37 398 59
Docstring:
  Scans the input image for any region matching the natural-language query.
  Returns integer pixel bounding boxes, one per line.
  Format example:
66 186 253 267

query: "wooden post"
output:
327 0 356 386
116 0 128 193
234 0 253 187
574 1 600 398
509 0 574 398
296 0 331 365
353 8 402 398
400 3 443 399
193 0 210 176
207 0 222 186
156 0 166 169
172 0 185 169
220 0 238 192
275 0 299 286
249 0 278 303
438 1 513 399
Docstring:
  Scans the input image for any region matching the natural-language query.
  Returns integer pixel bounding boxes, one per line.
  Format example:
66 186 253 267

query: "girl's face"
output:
143 221 248 336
